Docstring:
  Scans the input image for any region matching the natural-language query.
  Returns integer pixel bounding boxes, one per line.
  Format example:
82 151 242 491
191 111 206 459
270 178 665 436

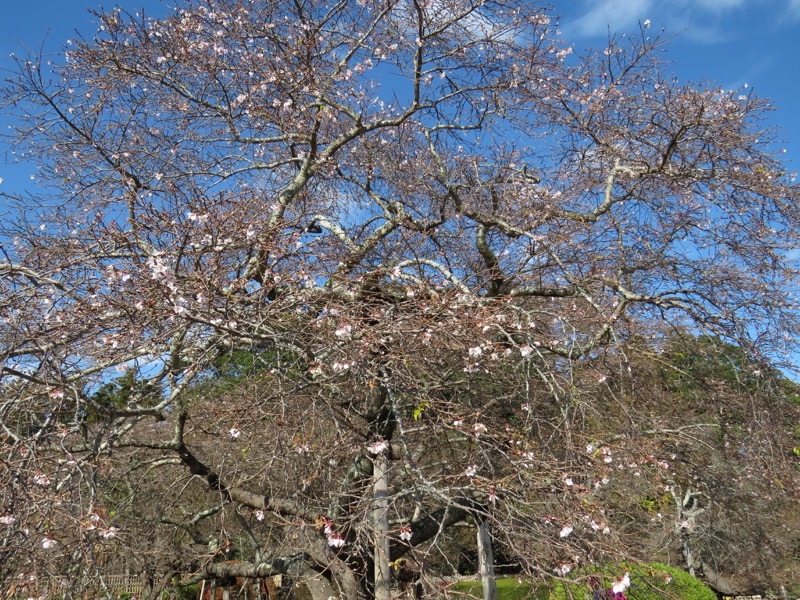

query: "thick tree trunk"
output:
373 454 391 600
476 519 497 600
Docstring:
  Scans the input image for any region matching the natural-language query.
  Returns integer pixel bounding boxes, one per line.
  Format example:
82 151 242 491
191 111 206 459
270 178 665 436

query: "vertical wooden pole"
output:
374 453 391 600
476 518 497 600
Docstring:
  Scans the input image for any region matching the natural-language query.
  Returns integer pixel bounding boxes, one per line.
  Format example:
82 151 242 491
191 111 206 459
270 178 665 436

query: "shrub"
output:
449 578 546 599
548 563 717 600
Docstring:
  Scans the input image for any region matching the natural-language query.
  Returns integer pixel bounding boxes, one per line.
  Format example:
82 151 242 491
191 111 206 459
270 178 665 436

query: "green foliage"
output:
451 568 717 600
92 370 139 410
636 494 670 515
86 370 158 422
548 563 717 600
661 333 754 399
413 401 429 420
209 349 269 379
172 583 199 600
449 578 545 599
193 348 293 397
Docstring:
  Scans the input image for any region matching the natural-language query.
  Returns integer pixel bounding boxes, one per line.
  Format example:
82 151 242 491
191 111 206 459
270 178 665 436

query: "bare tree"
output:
1 0 798 598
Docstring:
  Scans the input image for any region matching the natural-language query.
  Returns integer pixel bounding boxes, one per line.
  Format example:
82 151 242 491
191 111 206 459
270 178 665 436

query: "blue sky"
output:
1 0 799 187
558 0 800 174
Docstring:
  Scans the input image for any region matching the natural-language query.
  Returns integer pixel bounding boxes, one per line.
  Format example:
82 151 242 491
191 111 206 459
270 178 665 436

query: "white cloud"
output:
565 0 758 40
789 0 800 20
695 0 746 9
570 0 653 38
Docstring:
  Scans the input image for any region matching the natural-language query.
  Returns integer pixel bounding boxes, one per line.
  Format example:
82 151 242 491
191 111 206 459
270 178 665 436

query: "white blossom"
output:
335 324 352 339
186 211 210 224
327 533 345 548
98 527 119 539
368 440 388 454
612 573 631 594
33 473 50 486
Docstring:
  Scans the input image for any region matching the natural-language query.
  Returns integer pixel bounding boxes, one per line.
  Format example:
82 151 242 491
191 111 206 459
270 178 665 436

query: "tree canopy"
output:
1 0 799 598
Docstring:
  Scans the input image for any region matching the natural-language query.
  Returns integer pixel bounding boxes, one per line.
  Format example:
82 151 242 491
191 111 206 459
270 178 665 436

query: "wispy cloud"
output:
694 0 746 10
788 0 800 21
570 0 653 38
564 0 784 42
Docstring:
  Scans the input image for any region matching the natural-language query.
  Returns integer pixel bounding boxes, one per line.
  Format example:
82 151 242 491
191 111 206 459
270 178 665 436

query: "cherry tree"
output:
1 0 798 598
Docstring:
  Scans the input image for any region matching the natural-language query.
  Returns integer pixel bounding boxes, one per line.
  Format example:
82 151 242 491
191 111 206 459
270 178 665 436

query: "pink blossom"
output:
321 518 334 535
255 510 265 521
399 526 412 542
229 428 241 439
559 524 573 538
0 515 15 525
465 465 478 477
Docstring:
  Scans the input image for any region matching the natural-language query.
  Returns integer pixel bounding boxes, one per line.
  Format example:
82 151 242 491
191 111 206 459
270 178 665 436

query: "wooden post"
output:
476 518 498 600
374 453 391 600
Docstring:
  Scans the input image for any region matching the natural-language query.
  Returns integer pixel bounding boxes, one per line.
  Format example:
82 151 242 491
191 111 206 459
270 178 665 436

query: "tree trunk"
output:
374 453 391 600
476 519 497 600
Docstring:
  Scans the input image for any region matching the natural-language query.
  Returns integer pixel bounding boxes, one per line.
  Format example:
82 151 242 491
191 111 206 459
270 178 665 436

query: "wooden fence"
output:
2 574 143 599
